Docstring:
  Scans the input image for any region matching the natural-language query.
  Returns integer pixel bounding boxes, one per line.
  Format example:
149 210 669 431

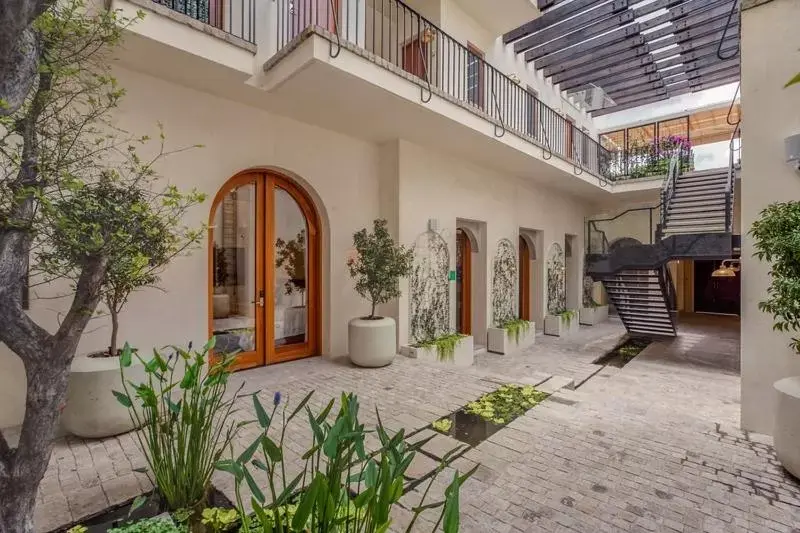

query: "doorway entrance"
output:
693 260 740 315
209 171 321 370
456 228 472 335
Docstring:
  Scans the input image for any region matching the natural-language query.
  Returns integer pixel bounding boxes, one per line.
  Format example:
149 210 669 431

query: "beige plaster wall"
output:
740 0 800 435
393 140 590 347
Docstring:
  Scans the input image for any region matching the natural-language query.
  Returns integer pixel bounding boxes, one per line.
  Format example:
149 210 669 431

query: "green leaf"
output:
323 418 346 459
128 495 147 517
288 390 314 422
786 72 800 88
204 336 217 351
164 397 181 415
237 435 261 464
442 470 461 533
353 486 375 508
243 467 265 504
112 390 132 408
253 393 270 428
307 407 325 444
215 459 244 481
273 472 303 507
120 343 132 367
261 435 283 463
292 475 320 530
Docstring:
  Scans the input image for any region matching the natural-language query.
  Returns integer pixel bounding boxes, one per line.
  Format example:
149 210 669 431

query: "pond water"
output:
435 409 505 447
594 337 653 368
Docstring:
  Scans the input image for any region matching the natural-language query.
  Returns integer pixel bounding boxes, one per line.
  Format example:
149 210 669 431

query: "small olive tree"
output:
346 219 413 319
750 201 800 353
39 168 206 357
0 3 204 530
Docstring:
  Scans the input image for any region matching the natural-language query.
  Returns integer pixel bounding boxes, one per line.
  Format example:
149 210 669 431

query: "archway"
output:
208 170 321 370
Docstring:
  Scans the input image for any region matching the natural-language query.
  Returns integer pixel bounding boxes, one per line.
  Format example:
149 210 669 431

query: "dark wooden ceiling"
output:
503 0 740 116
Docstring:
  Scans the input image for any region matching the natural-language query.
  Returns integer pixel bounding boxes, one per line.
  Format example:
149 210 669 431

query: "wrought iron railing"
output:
586 205 661 256
276 0 614 180
153 0 256 42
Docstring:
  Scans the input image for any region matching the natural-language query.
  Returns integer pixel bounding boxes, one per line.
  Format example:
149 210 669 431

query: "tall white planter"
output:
62 355 146 438
774 377 800 478
348 317 396 368
579 305 609 326
544 313 579 337
487 323 535 354
401 336 474 367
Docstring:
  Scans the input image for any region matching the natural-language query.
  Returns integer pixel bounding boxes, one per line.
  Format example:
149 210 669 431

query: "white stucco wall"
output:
740 0 800 435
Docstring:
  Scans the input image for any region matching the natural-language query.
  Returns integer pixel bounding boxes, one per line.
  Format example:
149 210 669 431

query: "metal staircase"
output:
587 144 736 338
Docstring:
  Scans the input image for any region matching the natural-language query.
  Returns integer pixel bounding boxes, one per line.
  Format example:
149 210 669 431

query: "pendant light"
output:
711 259 740 278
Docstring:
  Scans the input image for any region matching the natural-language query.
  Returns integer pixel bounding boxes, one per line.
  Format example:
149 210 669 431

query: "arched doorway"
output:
209 170 321 370
456 228 472 335
519 235 531 321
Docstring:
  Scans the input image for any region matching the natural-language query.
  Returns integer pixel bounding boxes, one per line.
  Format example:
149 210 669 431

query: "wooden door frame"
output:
519 235 531 321
208 173 265 371
457 229 472 335
208 170 321 370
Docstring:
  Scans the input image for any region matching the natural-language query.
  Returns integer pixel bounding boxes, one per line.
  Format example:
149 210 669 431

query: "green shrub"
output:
108 516 186 533
432 418 453 433
465 385 548 425
217 391 476 533
499 319 531 344
414 333 467 362
115 338 245 513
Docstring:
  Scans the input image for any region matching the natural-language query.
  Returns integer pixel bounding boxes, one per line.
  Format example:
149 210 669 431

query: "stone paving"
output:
32 315 800 533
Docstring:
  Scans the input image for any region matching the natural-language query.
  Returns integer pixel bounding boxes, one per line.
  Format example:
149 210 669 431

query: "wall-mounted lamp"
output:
785 133 800 172
422 27 435 44
711 259 740 278
508 73 522 84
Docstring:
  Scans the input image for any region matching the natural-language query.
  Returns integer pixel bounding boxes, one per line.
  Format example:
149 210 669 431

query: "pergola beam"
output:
503 0 611 44
519 11 637 57
531 24 642 67
541 35 647 75
563 63 658 93
553 53 653 86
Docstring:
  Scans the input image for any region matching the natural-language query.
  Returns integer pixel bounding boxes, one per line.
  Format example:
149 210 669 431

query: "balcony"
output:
261 0 617 188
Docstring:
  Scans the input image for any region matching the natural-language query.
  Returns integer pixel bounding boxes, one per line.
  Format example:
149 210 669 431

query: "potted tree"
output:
275 229 306 306
751 200 800 478
346 219 413 367
52 170 205 439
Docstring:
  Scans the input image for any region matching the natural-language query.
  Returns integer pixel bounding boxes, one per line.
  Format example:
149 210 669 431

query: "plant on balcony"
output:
624 135 694 179
216 391 476 533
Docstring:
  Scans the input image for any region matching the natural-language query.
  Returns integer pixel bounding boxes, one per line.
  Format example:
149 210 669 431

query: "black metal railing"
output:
586 204 661 256
154 0 256 43
725 122 741 233
276 0 613 180
659 147 685 233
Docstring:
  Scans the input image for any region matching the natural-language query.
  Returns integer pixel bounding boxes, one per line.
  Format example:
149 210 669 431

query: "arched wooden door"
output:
456 229 472 335
209 171 321 370
519 235 531 321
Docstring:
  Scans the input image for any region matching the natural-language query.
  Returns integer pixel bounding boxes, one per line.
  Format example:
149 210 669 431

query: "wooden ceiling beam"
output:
531 24 641 67
519 11 637 57
503 0 611 44
553 52 653 86
541 36 646 76
563 63 658 93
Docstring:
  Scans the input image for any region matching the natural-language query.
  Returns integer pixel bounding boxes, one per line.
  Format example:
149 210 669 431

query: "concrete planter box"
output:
487 323 535 354
401 336 474 367
774 377 800 478
544 313 579 337
348 317 396 368
579 305 609 326
62 354 146 438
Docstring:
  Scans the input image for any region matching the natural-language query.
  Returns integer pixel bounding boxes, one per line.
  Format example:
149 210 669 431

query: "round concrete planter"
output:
774 376 800 478
348 317 396 368
62 354 146 439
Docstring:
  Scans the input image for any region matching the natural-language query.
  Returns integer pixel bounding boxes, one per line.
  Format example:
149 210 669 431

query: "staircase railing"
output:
586 204 661 256
659 147 684 238
725 120 741 234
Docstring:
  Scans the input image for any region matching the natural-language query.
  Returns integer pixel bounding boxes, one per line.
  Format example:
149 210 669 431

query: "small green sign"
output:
448 270 456 281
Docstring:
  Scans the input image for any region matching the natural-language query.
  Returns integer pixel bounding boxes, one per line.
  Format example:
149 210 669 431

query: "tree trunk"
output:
370 300 376 319
110 303 119 357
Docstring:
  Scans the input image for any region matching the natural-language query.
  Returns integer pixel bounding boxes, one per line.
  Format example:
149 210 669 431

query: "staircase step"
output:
670 190 727 201
607 290 665 298
666 215 727 224
607 271 658 278
628 326 676 337
668 205 727 214
679 169 729 179
669 196 727 206
675 179 727 189
603 280 661 287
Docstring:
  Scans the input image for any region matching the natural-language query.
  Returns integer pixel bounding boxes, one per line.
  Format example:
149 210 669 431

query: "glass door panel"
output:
211 179 262 369
272 186 309 350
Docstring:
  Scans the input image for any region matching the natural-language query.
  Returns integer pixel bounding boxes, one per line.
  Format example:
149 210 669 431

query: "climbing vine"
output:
547 243 566 315
491 238 517 327
409 229 450 344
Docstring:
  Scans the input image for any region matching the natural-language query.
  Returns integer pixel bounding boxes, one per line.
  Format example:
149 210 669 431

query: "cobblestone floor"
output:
33 315 800 533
